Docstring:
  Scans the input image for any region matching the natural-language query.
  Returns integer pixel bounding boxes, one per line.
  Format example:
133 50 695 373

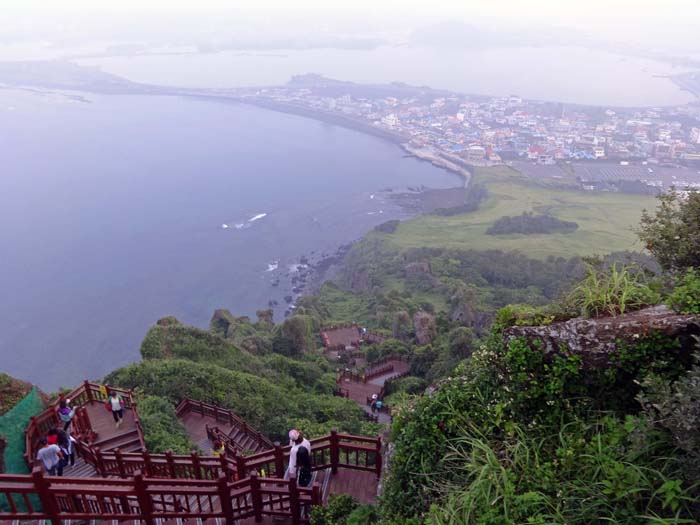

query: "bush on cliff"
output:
105 358 372 442
381 322 700 524
667 268 700 315
140 320 264 374
137 395 193 454
638 189 700 273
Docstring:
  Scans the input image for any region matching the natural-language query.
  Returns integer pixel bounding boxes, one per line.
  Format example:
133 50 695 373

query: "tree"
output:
638 190 700 272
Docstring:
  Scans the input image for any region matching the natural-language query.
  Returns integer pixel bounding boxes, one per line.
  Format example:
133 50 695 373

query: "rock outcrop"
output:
504 305 700 368
413 311 437 346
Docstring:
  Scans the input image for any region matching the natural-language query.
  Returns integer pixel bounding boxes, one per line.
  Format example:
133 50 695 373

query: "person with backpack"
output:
37 437 64 476
57 429 77 469
285 429 311 481
106 391 125 428
57 399 75 431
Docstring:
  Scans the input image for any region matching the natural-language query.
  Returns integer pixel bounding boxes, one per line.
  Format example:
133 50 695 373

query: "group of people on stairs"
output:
36 399 77 476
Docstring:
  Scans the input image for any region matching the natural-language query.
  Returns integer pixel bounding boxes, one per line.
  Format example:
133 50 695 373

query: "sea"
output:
0 43 696 389
0 88 457 390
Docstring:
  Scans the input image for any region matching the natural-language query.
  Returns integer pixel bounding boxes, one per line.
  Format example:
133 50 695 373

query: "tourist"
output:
58 430 76 468
376 399 383 412
370 393 378 413
46 428 59 446
285 429 311 480
211 439 225 458
37 437 64 476
57 399 75 431
107 391 125 428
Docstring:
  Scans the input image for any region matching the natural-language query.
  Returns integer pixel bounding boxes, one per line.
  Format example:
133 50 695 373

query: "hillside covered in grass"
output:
387 166 655 258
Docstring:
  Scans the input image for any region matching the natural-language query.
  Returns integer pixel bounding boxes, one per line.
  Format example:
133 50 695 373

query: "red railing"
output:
24 381 142 468
0 467 322 525
176 398 274 451
2 431 381 525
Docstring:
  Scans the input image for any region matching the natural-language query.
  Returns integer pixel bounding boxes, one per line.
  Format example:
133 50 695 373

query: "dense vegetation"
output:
105 315 376 444
486 212 578 235
638 190 700 272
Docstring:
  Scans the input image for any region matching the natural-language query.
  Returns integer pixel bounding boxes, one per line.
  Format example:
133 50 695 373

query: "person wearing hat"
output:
285 429 311 482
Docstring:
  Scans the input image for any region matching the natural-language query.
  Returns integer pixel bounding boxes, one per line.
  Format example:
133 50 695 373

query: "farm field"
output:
387 166 657 259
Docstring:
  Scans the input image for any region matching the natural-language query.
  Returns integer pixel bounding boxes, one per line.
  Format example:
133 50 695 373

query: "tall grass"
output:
567 263 660 318
427 419 695 525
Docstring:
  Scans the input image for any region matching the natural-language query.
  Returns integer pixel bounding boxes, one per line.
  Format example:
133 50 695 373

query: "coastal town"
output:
239 75 700 193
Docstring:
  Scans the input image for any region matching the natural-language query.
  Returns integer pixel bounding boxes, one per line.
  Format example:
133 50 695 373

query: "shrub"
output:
137 395 194 454
638 189 700 273
667 269 700 314
493 304 563 330
310 494 358 525
486 212 578 235
566 263 660 318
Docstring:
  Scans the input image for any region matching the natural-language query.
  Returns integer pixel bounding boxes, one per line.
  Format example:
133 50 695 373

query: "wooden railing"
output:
1 431 382 525
206 424 247 456
0 466 321 525
24 380 143 468
176 398 274 451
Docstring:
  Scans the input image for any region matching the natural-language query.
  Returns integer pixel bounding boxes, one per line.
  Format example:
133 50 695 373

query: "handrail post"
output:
330 429 339 475
143 449 153 477
236 454 247 480
250 474 263 523
32 466 61 525
115 448 126 478
93 446 106 476
312 481 321 506
375 437 383 480
217 472 235 525
273 442 284 478
84 380 93 402
166 450 176 478
191 450 202 479
289 475 300 525
133 471 155 525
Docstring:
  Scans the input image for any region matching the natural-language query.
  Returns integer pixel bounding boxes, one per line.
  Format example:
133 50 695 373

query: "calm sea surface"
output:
0 89 457 389
76 45 696 107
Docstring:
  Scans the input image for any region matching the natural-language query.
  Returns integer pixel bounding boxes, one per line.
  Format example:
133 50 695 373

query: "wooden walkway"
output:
337 359 410 424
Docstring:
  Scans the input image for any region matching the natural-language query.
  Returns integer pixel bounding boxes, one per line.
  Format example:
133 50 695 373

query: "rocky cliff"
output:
504 305 700 368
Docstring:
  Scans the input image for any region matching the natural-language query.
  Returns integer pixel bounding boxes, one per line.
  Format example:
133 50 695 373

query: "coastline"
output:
197 95 473 186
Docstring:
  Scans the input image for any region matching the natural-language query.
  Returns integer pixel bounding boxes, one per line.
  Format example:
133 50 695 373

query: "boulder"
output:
503 305 700 368
413 311 437 346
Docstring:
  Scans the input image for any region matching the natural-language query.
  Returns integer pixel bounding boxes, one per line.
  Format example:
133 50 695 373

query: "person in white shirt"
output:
286 429 311 480
37 437 64 476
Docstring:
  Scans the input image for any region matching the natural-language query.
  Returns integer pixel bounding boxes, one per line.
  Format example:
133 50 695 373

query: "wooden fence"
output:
176 398 274 451
1 430 381 525
24 381 144 468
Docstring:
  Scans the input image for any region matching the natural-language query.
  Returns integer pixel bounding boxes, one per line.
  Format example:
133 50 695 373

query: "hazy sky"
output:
2 0 699 56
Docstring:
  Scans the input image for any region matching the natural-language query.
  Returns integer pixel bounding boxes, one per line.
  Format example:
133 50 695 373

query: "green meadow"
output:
388 166 656 258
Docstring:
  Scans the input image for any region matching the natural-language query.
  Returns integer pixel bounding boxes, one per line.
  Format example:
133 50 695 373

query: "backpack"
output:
296 446 312 487
58 407 74 422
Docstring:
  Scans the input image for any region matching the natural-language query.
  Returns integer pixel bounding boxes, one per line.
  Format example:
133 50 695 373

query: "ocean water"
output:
75 45 696 107
0 89 457 389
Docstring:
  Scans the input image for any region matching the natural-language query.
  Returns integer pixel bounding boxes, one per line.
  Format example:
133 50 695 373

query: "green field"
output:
388 166 656 258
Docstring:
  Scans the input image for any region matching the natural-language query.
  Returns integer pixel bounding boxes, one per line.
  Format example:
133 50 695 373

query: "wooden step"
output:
92 428 140 452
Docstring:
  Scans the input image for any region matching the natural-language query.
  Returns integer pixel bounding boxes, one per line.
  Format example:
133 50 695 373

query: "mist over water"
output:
0 90 457 389
75 46 695 107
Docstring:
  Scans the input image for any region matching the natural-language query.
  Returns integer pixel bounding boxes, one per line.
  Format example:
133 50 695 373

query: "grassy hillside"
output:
388 166 655 258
